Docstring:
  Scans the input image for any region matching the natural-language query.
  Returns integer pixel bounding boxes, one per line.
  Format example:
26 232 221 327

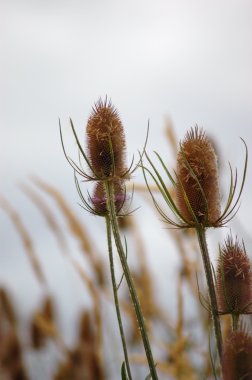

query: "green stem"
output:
196 226 222 361
105 216 132 380
105 180 158 380
231 314 239 331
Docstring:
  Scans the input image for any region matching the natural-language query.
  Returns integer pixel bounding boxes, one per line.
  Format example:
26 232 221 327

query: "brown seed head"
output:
86 98 127 179
216 236 252 314
222 329 252 380
176 126 221 226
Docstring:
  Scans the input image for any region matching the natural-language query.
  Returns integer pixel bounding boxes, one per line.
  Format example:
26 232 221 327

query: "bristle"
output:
86 98 127 178
216 236 252 314
222 329 252 380
176 126 221 226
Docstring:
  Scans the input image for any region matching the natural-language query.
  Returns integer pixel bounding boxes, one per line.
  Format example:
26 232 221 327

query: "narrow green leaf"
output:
121 362 129 380
154 151 176 186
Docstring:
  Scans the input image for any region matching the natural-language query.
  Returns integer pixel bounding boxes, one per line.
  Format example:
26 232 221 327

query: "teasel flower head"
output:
60 97 136 183
86 98 127 179
222 328 252 380
142 126 247 229
216 235 252 315
60 98 144 217
88 180 127 216
176 126 221 226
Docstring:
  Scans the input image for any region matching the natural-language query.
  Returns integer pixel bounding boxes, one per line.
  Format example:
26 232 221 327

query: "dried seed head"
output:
0 288 16 326
30 297 55 349
0 331 29 379
86 98 127 179
54 310 104 380
91 181 126 216
216 236 252 314
176 126 221 226
79 311 94 343
222 329 252 380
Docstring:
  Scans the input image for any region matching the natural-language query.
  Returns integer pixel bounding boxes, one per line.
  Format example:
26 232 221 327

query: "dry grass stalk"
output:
20 183 70 257
71 260 103 371
54 310 105 380
0 197 46 286
0 288 29 380
30 297 56 349
31 177 106 286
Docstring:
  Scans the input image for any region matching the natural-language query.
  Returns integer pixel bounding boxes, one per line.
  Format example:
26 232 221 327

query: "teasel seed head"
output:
222 328 252 380
142 124 247 229
90 180 126 216
176 126 221 227
216 236 252 315
86 98 127 179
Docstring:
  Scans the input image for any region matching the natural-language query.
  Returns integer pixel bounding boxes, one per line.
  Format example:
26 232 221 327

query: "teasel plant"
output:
60 98 158 380
141 126 248 371
215 235 252 379
221 327 252 380
216 235 252 329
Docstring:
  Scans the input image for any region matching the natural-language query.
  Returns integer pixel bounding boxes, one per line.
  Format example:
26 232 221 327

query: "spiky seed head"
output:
222 329 252 380
91 181 126 216
216 236 252 314
176 126 221 226
86 98 127 179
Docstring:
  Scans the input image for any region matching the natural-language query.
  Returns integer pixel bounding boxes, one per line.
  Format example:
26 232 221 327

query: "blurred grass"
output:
0 125 228 380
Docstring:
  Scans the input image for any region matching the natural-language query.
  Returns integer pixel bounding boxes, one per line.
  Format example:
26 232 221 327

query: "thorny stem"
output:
105 215 132 380
105 180 159 380
196 227 222 362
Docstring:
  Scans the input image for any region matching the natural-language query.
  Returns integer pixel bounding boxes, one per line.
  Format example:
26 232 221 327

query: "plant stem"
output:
105 215 132 380
196 226 222 360
231 314 239 331
105 180 158 380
